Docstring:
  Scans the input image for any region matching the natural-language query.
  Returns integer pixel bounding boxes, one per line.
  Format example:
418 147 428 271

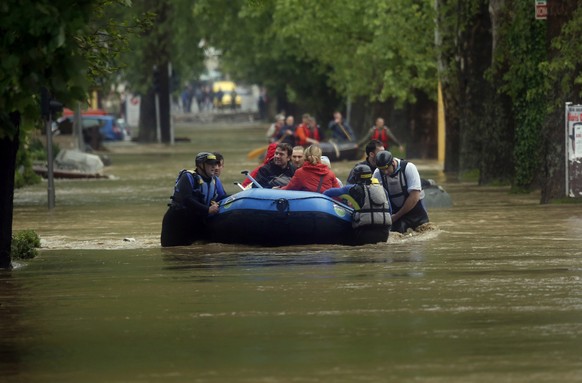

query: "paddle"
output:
247 145 269 160
233 182 252 191
241 170 263 189
247 129 293 160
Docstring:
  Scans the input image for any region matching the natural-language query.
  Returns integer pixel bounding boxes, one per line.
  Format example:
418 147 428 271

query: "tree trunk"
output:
478 0 514 184
441 80 461 173
437 0 463 174
438 0 512 178
457 0 514 182
138 88 158 142
407 92 438 159
0 113 20 270
137 0 171 143
159 61 171 144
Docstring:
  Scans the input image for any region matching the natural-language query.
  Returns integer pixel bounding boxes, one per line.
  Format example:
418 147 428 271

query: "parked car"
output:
212 81 242 109
57 114 126 141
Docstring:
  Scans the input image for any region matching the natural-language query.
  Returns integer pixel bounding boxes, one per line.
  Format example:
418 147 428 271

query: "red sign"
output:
535 1 547 20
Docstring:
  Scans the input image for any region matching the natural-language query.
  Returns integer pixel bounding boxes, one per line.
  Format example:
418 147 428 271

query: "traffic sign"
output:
535 0 547 20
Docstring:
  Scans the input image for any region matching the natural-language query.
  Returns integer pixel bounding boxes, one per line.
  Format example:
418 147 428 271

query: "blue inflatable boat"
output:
208 188 356 246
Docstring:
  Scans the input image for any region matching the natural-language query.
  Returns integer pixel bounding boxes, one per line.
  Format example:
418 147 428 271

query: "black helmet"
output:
375 150 393 169
195 152 218 167
353 164 372 184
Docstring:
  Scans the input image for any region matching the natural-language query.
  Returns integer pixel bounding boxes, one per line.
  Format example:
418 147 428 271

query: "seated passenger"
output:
324 164 391 245
346 139 384 184
281 145 340 193
241 143 278 188
161 152 226 247
254 143 296 188
291 145 305 168
213 152 228 197
321 155 343 187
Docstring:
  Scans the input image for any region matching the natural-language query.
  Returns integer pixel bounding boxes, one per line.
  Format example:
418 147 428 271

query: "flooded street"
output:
3 123 582 382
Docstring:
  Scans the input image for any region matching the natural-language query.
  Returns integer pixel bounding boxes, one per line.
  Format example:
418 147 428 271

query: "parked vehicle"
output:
57 113 126 141
212 81 242 109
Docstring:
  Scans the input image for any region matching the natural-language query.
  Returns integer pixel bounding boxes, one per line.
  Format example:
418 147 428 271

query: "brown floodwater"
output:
2 122 582 382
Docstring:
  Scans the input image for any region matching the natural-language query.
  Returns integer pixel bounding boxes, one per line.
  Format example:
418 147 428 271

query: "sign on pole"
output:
535 0 547 20
565 103 582 197
125 94 141 139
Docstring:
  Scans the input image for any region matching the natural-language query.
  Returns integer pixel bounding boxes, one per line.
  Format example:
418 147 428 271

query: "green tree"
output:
491 0 546 191
118 0 205 143
275 0 436 106
0 0 143 269
437 0 496 176
193 0 342 120
194 0 437 135
540 1 582 202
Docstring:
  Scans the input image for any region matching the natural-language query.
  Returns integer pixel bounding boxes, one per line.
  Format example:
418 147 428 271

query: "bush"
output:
15 131 42 189
11 230 41 260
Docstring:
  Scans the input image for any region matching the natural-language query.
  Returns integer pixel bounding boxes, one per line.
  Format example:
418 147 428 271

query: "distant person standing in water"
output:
365 117 404 152
294 113 320 147
328 111 355 142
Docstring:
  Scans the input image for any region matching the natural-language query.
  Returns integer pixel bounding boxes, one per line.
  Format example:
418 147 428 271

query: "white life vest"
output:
352 183 392 228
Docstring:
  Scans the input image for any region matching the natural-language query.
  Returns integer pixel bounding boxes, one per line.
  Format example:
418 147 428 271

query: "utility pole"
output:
153 66 161 143
40 88 62 210
169 62 175 145
75 102 83 150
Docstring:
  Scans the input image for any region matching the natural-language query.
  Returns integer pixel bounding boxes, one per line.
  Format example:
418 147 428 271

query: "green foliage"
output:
276 0 437 106
118 0 204 95
14 129 42 189
1 0 91 137
0 0 148 139
459 168 480 183
79 1 155 90
194 0 436 109
490 1 547 190
547 6 582 103
11 230 41 260
29 137 58 161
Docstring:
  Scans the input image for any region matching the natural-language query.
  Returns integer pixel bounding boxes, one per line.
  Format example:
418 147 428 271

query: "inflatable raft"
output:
206 179 451 247
208 188 357 246
421 179 453 209
319 141 360 161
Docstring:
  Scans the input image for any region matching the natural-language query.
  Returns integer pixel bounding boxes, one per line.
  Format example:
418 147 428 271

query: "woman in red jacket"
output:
281 145 340 193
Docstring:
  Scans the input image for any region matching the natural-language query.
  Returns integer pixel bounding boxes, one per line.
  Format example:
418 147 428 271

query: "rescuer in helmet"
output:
161 152 227 247
373 150 429 233
324 164 392 245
